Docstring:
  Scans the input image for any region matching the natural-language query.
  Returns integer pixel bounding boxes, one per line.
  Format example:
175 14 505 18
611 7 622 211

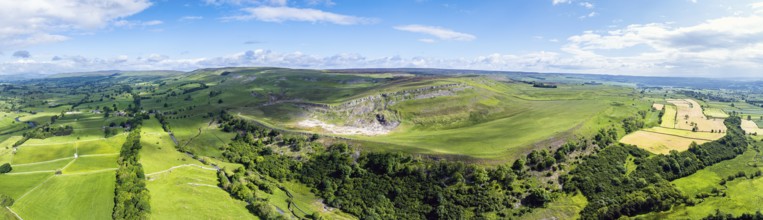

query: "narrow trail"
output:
60 168 118 176
16 175 55 202
11 157 73 166
79 153 119 158
5 207 22 220
4 170 56 175
186 183 219 188
59 157 78 171
10 152 115 167
146 164 217 177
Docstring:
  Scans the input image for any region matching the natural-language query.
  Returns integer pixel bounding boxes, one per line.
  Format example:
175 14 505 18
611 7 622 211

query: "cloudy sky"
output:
1 0 763 77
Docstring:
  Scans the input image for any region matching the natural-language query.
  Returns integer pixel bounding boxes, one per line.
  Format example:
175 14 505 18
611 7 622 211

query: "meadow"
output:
642 149 763 219
661 104 677 128
622 98 727 154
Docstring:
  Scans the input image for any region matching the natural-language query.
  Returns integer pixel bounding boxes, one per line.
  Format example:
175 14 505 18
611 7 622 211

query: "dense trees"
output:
113 127 151 220
622 116 645 133
23 124 73 139
562 117 748 219
704 210 763 220
216 111 534 219
0 163 11 174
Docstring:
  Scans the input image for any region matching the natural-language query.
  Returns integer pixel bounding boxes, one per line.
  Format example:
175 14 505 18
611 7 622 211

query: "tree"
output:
218 99 223 104
0 194 13 207
512 158 525 172
0 163 11 174
523 188 552 207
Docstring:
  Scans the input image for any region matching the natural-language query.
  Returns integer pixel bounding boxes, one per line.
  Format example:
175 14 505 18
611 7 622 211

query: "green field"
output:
62 155 118 174
12 171 116 220
642 149 763 219
0 173 53 199
146 166 255 220
704 108 730 118
661 104 677 128
12 143 76 164
357 99 606 159
10 158 73 173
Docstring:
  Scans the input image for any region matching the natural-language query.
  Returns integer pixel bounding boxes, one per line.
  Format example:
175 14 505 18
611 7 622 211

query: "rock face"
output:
300 83 470 135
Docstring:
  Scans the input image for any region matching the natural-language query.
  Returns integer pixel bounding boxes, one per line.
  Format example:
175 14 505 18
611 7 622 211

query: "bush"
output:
0 163 11 174
0 194 13 206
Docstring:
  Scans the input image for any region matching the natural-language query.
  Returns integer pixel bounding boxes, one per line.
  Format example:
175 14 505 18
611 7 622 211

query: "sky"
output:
1 0 763 77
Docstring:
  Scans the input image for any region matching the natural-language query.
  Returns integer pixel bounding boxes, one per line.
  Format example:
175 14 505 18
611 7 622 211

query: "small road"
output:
145 164 217 177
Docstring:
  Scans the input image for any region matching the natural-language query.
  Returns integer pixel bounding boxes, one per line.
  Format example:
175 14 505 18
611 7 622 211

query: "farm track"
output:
4 170 56 175
11 157 73 166
5 207 22 220
19 133 127 146
60 168 118 176
640 129 719 141
146 164 217 177
16 175 55 201
11 153 116 166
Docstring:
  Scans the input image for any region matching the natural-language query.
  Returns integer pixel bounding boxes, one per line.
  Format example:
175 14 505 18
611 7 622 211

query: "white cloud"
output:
418 38 436 43
0 0 152 49
579 2 594 9
557 13 763 76
552 0 571 5
579 12 598 19
143 20 163 26
179 16 204 21
394 25 476 41
113 19 163 28
227 6 376 25
306 0 335 6
205 0 286 6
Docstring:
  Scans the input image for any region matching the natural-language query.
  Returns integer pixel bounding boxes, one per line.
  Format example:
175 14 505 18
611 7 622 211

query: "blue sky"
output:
1 0 763 77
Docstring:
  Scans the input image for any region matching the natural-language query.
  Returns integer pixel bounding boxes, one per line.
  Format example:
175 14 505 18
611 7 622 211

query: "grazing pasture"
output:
12 171 116 220
703 108 729 118
641 149 763 219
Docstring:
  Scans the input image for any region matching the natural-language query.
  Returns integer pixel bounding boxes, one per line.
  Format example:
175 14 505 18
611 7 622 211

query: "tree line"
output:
113 121 151 220
561 117 748 219
214 110 566 219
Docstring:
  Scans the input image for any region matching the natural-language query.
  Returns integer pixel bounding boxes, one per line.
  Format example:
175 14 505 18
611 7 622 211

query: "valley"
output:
0 68 761 219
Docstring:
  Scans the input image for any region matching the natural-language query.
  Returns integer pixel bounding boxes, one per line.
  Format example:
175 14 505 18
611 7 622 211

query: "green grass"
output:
661 104 677 128
12 143 76 164
146 166 255 220
357 99 606 159
520 193 587 220
10 158 73 173
641 149 763 219
76 135 125 155
1 208 17 220
12 171 116 220
0 173 53 199
139 119 203 174
280 181 357 220
704 108 729 118
62 155 118 174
